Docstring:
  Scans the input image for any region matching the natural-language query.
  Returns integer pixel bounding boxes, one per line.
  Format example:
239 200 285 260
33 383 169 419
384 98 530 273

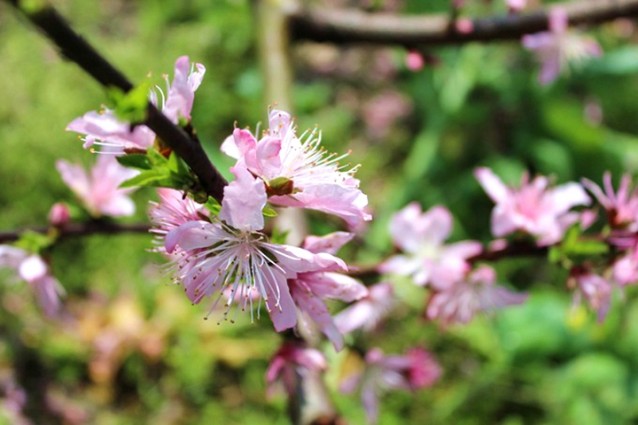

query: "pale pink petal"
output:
291 284 344 351
549 182 591 215
268 109 292 138
301 272 368 302
219 164 267 232
0 246 29 270
165 221 217 253
56 160 91 201
475 167 510 203
18 256 48 283
302 232 354 255
265 271 297 332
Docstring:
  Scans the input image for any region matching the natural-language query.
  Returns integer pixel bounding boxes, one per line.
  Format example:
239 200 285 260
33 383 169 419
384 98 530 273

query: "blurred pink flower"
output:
426 265 527 325
569 268 612 322
582 172 638 230
507 0 526 13
221 109 371 229
0 246 63 317
405 50 424 71
56 155 137 218
334 282 395 334
342 347 441 424
522 8 602 85
67 56 205 153
380 203 481 287
266 342 327 398
475 167 590 245
290 232 367 351
48 202 70 227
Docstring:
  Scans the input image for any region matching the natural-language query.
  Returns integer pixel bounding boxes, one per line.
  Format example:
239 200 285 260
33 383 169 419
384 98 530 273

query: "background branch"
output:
0 222 151 244
5 0 228 202
289 0 638 46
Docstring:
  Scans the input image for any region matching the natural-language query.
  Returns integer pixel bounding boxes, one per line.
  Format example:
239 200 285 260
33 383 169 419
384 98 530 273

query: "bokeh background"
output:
2 0 638 423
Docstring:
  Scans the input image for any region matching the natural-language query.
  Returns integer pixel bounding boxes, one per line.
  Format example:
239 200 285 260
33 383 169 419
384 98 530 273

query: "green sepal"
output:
107 81 151 123
119 150 199 191
14 230 55 253
549 225 609 265
262 204 278 218
119 169 171 188
116 154 152 170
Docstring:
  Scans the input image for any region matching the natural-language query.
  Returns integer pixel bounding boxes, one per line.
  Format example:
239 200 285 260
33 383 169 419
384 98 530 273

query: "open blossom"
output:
335 282 395 334
221 109 371 228
380 203 481 288
341 347 441 424
67 56 205 153
475 167 590 246
582 172 638 229
56 155 137 218
426 265 527 325
523 8 602 84
0 246 63 316
569 268 612 322
289 232 368 351
153 166 346 332
266 342 327 398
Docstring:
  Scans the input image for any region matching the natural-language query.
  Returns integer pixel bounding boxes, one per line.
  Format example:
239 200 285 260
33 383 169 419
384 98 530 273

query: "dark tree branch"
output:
289 0 638 46
0 222 151 244
5 0 228 202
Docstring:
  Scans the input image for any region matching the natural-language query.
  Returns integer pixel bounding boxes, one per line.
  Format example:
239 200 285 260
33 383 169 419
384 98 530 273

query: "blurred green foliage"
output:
1 0 638 423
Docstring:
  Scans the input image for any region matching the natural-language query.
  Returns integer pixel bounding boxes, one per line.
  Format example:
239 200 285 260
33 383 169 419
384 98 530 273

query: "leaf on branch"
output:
107 81 151 124
116 154 152 170
15 230 55 253
262 204 278 218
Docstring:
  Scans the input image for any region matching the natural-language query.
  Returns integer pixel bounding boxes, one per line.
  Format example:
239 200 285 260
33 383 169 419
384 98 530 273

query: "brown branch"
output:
4 0 228 202
0 222 151 244
289 0 638 46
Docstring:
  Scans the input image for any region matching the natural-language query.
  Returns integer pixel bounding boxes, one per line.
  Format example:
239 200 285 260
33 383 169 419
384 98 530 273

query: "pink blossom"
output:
67 56 205 153
569 268 612 322
582 172 638 229
380 203 481 288
56 155 137 218
507 0 526 13
0 246 63 316
522 8 602 85
475 167 590 245
612 251 638 286
266 342 327 398
426 265 527 325
289 232 368 351
405 50 424 71
334 282 395 334
342 347 441 424
157 183 347 331
221 109 371 228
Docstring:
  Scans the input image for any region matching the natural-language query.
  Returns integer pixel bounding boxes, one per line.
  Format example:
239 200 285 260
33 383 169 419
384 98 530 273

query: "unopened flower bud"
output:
48 202 70 227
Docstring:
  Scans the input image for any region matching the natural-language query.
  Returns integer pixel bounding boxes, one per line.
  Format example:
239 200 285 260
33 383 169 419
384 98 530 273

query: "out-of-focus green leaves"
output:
107 82 152 124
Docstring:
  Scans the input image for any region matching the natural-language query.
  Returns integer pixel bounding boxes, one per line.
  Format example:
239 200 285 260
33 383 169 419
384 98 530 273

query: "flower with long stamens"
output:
221 109 371 228
67 56 205 153
582 172 638 229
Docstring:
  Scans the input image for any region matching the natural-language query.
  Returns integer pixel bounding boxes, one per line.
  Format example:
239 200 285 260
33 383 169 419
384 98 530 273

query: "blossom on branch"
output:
568 267 612 322
475 167 590 245
0 246 63 317
426 265 527 325
341 347 441 424
67 56 205 153
522 8 602 85
335 282 395 334
380 203 481 287
56 155 138 218
221 109 371 229
266 342 327 398
289 232 368 351
582 172 638 230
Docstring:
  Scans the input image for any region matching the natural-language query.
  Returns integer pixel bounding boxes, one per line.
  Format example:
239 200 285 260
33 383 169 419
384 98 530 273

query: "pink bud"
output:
49 203 70 227
455 18 474 34
405 51 425 71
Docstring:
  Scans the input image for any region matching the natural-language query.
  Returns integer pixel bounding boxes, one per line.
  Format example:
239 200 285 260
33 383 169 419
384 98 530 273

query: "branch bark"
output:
0 222 151 244
289 0 638 46
5 0 228 202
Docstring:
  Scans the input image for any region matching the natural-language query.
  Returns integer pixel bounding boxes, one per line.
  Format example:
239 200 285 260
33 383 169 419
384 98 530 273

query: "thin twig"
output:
0 222 151 244
289 0 638 46
4 0 228 202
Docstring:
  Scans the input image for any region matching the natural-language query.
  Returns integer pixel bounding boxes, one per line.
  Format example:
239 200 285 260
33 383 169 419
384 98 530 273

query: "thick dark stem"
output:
0 222 151 244
5 0 228 202
289 0 638 46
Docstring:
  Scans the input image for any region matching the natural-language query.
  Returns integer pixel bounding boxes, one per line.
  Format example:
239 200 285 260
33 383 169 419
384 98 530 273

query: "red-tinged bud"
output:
48 202 70 227
266 177 294 197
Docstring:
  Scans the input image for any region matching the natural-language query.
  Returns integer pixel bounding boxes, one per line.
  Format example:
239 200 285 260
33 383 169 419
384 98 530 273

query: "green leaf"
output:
262 204 278 218
14 230 55 253
119 169 169 188
270 227 289 245
107 81 151 123
116 154 152 170
204 197 221 216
